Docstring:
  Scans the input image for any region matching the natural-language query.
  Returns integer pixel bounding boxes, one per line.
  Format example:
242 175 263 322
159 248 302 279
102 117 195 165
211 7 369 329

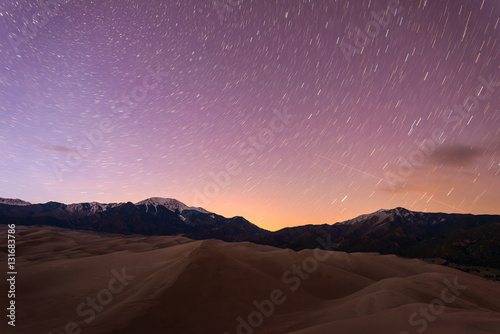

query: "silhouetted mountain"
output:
0 198 31 206
0 197 268 241
1 198 499 268
249 207 500 268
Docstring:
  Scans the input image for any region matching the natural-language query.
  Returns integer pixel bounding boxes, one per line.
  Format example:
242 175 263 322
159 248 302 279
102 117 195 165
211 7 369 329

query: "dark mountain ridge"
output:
249 207 500 268
0 197 268 241
1 197 499 268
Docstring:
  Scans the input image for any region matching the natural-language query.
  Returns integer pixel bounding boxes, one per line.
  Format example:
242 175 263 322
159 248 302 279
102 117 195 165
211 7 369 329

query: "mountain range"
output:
0 197 267 241
1 197 499 268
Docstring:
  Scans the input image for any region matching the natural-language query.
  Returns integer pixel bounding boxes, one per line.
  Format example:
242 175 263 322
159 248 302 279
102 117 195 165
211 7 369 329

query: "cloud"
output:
44 145 79 154
427 145 482 167
377 143 495 195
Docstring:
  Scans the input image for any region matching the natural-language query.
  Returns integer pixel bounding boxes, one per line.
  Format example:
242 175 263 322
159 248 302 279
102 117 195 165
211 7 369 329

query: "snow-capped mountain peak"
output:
338 207 413 226
65 202 122 215
0 198 32 206
135 197 210 214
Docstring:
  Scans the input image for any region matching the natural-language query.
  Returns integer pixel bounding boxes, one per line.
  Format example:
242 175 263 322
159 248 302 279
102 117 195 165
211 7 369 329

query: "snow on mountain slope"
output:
337 207 413 226
0 198 32 206
135 197 211 214
65 202 122 215
0 196 211 216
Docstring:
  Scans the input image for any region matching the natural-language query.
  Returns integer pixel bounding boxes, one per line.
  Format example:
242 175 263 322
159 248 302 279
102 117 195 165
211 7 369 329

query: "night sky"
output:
0 0 498 231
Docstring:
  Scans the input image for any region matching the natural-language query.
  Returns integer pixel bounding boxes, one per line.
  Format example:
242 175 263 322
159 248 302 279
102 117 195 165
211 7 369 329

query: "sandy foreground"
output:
1 225 500 334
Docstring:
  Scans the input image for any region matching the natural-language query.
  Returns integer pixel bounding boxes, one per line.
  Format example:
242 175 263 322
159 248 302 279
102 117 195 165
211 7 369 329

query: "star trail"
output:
0 0 498 230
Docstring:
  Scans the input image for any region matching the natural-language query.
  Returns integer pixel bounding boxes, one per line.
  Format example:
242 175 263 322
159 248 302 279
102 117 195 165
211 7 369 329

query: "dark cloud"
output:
428 145 482 167
44 145 78 154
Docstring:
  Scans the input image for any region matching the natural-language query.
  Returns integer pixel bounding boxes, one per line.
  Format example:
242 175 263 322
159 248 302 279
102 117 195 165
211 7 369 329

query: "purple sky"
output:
0 0 499 230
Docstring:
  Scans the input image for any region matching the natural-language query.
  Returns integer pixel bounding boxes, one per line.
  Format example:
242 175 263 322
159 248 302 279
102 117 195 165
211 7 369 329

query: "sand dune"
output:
1 225 500 334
